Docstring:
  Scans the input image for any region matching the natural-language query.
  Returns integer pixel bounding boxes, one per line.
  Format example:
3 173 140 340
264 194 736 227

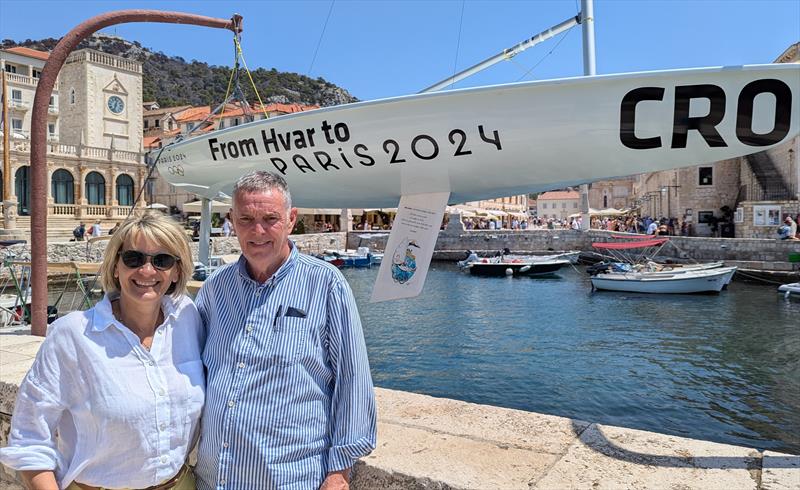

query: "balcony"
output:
4 72 37 87
48 105 59 115
8 99 29 111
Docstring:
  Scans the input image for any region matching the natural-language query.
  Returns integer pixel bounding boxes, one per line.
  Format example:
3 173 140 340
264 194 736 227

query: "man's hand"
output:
320 469 350 490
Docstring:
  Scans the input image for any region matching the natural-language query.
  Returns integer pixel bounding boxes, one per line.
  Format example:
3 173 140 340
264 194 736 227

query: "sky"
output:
0 0 798 102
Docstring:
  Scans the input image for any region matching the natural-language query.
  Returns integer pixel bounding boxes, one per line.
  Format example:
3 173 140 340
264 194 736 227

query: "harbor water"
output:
342 263 800 455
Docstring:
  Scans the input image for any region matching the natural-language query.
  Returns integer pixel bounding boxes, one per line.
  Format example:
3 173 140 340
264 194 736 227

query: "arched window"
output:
70 88 75 105
603 195 608 208
116 174 134 206
51 169 75 204
14 166 31 215
85 171 106 205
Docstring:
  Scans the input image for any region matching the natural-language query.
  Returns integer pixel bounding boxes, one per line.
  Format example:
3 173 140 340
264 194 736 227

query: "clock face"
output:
108 95 124 114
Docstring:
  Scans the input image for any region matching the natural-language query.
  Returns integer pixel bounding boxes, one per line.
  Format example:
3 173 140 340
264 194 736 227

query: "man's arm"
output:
325 278 377 474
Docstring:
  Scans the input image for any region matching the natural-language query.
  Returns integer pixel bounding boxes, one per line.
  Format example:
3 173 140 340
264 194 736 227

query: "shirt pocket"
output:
176 360 205 443
272 317 311 366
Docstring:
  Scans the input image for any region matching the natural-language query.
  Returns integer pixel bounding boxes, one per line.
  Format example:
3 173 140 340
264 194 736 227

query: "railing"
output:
48 105 58 114
50 204 77 216
8 99 29 110
84 206 107 217
7 137 143 163
4 72 38 87
112 206 133 217
66 50 141 74
738 178 798 202
113 150 141 163
83 147 107 159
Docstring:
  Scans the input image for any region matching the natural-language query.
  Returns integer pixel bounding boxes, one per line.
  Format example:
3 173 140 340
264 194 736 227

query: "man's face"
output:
232 189 297 281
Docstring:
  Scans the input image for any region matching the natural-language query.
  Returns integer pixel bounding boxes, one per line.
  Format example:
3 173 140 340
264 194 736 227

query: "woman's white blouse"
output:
0 294 205 489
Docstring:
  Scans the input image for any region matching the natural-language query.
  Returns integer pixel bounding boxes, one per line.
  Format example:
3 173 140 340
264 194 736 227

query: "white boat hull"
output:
158 65 799 207
778 282 800 297
591 266 737 294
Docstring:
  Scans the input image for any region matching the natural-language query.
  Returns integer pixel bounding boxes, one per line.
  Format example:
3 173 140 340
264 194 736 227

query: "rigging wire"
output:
449 0 466 89
308 0 336 77
514 26 575 82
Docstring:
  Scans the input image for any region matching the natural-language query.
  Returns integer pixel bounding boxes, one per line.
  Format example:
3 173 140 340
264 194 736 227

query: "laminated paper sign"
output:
370 192 450 303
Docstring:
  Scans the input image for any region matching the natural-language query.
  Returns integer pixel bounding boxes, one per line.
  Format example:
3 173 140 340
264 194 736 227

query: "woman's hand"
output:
20 470 59 490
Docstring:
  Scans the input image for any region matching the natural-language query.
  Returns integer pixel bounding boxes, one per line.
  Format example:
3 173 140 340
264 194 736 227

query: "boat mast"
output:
579 0 597 231
420 12 582 94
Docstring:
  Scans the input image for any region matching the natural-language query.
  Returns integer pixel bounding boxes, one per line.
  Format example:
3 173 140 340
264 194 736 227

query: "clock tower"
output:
57 48 143 152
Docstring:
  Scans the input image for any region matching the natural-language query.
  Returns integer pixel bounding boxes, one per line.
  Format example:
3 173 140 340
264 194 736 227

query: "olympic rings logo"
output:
166 165 184 176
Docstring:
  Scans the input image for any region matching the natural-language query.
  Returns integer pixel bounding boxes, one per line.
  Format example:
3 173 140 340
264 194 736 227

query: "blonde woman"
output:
0 212 203 490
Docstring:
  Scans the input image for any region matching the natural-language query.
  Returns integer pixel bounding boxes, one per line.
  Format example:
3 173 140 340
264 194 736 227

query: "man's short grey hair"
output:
232 171 292 210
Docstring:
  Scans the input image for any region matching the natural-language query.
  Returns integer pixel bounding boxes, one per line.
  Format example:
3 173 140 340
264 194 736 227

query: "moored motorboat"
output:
591 266 738 294
466 258 571 277
778 282 800 298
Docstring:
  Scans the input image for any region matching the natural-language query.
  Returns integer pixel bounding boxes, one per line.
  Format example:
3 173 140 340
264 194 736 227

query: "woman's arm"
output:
20 470 59 490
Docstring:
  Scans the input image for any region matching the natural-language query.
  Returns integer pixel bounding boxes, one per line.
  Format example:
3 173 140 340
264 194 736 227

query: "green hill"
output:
1 34 358 107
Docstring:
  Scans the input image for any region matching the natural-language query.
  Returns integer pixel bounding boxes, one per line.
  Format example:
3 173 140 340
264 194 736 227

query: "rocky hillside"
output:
1 34 358 107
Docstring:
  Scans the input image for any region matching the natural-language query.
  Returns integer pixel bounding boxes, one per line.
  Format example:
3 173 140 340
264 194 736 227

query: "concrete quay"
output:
1 331 798 489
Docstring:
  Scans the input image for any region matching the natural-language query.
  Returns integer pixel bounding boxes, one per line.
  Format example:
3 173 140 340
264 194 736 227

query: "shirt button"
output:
160 455 168 464
246 325 254 333
222 442 229 448
237 362 245 369
159 388 166 396
148 361 155 366
159 422 167 431
227 400 235 408
220 480 226 486
157 329 163 335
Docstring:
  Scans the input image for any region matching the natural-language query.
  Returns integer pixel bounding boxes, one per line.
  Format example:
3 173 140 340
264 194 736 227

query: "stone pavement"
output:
1 331 798 489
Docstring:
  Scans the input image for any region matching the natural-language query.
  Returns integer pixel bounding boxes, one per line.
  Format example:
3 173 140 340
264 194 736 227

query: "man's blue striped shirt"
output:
194 244 376 489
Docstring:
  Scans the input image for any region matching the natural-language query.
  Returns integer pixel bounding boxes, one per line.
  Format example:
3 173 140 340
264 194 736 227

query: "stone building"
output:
536 190 580 221
1 46 146 239
587 178 634 211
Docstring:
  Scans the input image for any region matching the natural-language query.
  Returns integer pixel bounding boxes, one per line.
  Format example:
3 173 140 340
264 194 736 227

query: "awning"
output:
593 238 668 249
181 200 232 214
295 208 343 215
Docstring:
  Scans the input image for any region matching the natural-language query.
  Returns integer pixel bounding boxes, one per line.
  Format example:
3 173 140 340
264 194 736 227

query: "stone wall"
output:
0 232 347 269
346 222 800 268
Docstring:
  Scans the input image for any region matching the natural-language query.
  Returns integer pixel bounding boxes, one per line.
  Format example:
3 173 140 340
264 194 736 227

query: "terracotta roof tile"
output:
174 106 211 122
143 135 161 149
538 191 580 200
3 46 50 61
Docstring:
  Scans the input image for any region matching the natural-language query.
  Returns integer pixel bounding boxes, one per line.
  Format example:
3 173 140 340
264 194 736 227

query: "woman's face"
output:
114 233 179 307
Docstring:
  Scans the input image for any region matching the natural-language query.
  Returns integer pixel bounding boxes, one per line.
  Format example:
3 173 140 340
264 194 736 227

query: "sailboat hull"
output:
158 65 799 207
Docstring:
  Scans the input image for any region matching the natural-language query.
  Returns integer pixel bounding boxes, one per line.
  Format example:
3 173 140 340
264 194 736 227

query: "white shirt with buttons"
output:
0 294 205 489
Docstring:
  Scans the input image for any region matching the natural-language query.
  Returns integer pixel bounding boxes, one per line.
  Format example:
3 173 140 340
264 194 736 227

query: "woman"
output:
0 212 203 490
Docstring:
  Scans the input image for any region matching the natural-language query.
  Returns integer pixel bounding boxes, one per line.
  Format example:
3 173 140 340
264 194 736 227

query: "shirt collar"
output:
236 240 298 287
91 292 180 332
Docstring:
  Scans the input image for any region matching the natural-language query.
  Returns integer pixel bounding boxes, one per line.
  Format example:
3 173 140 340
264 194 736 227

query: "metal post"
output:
579 0 596 231
199 197 211 266
421 14 580 93
2 73 9 201
581 0 596 77
28 10 242 335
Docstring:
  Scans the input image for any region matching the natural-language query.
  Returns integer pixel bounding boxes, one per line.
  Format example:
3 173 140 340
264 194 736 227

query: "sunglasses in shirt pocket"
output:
272 314 310 366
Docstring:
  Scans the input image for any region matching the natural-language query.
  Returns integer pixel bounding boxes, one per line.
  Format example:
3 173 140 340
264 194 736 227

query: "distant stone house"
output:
536 190 580 221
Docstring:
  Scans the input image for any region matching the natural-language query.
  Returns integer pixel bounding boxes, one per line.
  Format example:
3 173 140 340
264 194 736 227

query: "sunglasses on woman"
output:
118 250 179 270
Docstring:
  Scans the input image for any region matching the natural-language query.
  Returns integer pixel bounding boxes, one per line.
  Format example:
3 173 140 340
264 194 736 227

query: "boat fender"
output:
520 265 531 273
505 268 514 276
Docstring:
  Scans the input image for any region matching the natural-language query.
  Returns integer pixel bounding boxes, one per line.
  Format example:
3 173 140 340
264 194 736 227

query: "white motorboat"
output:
778 282 800 298
591 266 738 294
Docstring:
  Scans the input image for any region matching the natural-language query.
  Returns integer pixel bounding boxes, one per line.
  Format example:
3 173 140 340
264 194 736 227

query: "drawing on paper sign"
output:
391 239 421 284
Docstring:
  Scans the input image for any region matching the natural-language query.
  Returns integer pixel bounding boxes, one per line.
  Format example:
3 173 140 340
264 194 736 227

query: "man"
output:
646 219 658 235
195 171 376 490
72 222 86 241
780 215 797 240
